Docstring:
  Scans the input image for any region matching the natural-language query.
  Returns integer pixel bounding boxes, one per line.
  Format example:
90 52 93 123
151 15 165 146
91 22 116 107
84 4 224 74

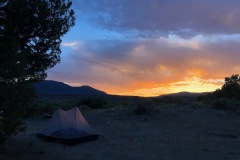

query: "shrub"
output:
212 98 229 110
132 100 154 116
212 98 240 110
78 97 107 109
132 105 152 116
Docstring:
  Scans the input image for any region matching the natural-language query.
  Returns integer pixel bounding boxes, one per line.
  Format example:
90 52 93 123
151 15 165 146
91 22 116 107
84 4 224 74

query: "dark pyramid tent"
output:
37 107 99 144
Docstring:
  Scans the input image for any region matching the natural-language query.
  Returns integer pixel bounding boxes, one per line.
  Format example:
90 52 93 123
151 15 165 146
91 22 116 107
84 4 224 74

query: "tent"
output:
37 107 99 144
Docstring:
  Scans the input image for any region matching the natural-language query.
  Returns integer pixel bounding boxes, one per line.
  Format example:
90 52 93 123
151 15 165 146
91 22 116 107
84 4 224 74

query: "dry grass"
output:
2 104 240 160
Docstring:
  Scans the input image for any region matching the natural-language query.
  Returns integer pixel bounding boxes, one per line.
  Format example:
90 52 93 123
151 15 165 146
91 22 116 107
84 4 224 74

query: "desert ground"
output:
1 104 240 160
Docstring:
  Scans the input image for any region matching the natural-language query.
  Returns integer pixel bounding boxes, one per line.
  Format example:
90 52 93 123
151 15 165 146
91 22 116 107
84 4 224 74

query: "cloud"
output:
48 34 240 96
48 1 240 96
75 0 240 38
61 41 80 47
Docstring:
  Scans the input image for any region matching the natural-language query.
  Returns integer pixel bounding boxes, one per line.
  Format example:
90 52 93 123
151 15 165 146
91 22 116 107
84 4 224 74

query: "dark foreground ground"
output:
1 104 240 160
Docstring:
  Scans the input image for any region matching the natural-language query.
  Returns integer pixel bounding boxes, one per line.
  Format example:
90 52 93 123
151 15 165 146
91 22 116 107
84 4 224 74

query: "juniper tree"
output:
0 0 75 142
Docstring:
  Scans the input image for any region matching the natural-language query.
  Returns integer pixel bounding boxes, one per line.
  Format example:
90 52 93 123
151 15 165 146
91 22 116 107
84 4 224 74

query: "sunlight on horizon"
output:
46 1 240 98
66 76 223 97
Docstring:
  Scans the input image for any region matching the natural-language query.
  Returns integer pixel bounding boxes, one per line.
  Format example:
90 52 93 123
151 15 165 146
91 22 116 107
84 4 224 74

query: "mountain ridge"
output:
159 91 210 97
34 80 107 96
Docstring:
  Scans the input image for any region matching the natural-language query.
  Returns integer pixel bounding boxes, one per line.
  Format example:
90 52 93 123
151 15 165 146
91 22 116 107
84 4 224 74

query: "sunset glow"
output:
47 0 240 97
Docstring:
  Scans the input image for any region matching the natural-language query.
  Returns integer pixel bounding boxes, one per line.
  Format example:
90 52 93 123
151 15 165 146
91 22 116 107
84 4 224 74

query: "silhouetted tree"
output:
212 74 240 99
221 74 240 98
0 0 75 143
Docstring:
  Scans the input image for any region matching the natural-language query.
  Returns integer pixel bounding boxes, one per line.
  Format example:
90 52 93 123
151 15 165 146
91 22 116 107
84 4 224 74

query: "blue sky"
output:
47 0 240 96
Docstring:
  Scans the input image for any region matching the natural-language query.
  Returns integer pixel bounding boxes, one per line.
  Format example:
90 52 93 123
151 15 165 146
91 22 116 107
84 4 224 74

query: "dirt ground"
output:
1 104 240 160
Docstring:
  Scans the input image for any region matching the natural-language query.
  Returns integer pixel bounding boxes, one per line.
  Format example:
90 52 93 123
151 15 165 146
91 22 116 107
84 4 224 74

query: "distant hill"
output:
34 80 107 96
160 91 210 97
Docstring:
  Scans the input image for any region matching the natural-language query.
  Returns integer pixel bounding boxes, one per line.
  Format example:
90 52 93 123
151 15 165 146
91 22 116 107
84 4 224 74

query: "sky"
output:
47 0 240 97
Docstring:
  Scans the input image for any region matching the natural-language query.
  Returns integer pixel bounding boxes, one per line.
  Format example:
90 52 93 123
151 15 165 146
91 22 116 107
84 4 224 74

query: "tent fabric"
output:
37 107 99 144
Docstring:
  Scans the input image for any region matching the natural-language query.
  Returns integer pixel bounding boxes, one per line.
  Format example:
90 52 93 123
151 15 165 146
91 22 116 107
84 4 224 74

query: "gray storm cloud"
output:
49 36 240 88
75 0 240 38
47 0 240 95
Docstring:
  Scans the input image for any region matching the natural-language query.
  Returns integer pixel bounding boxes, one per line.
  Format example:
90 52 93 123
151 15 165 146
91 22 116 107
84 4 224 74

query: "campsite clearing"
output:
2 104 240 160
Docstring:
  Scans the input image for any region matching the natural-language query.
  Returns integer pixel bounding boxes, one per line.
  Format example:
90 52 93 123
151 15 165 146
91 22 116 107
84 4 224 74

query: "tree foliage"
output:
213 74 240 99
1 0 75 82
0 0 75 142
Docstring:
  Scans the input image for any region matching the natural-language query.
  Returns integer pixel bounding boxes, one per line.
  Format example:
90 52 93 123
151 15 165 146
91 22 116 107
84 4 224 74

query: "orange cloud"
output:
48 35 239 96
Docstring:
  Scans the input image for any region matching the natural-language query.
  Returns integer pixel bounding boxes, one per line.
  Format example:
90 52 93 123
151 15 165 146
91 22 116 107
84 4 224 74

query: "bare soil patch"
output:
2 105 240 160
